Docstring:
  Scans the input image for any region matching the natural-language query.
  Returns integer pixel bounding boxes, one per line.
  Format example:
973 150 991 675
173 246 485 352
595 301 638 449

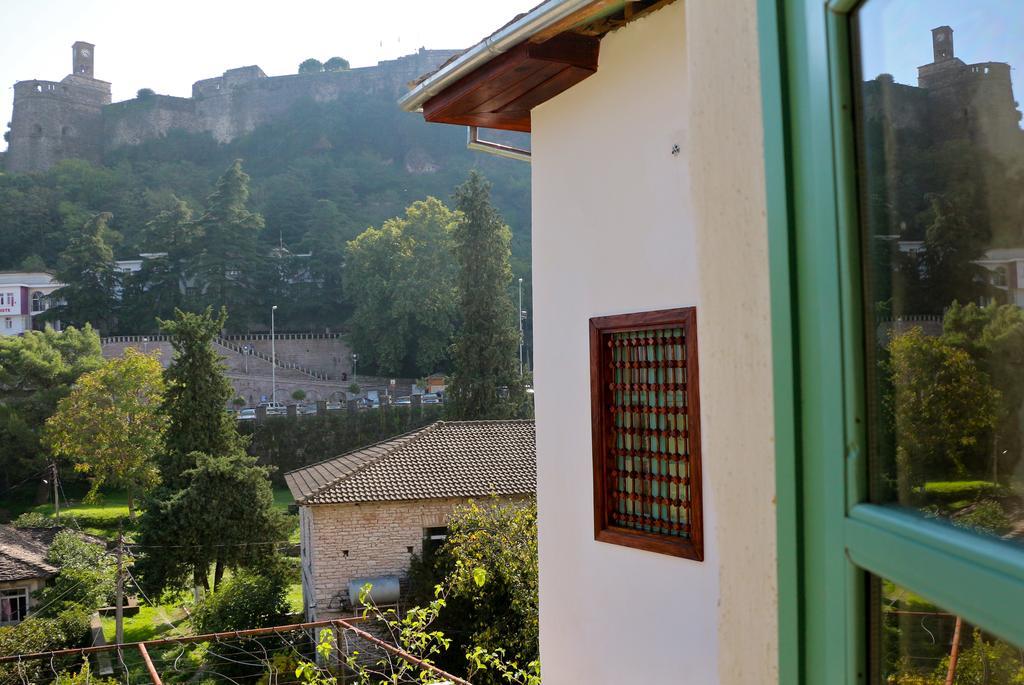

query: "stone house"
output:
0 526 62 625
285 420 534 620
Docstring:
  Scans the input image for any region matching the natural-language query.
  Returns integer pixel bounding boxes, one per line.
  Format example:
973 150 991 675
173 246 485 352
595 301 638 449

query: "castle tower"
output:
4 40 111 173
72 41 95 78
931 26 954 63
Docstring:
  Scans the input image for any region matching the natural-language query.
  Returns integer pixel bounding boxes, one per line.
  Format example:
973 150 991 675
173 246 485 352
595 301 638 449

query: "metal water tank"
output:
348 576 401 607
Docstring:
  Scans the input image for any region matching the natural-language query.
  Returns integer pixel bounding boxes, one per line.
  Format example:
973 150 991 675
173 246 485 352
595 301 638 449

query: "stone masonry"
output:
301 498 464 619
5 44 460 173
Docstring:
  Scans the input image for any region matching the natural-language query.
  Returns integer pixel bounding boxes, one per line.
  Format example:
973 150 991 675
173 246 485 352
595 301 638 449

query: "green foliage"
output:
0 326 103 490
347 382 361 395
45 348 166 515
50 661 120 685
324 57 350 72
238 405 443 483
291 389 306 402
136 88 156 100
922 480 1007 502
887 328 1000 501
952 499 1012 535
12 511 50 527
932 629 1024 684
232 396 247 408
50 212 119 333
407 499 538 679
34 530 117 617
158 307 245 487
446 172 525 419
0 608 90 683
298 58 324 74
191 567 291 634
134 452 290 596
345 197 458 376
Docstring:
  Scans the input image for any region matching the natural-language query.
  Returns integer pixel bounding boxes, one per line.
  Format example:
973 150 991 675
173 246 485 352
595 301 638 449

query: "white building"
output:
0 272 64 336
401 1 1024 683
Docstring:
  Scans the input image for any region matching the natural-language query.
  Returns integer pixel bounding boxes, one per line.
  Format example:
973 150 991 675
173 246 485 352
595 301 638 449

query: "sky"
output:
0 0 533 151
858 0 1024 88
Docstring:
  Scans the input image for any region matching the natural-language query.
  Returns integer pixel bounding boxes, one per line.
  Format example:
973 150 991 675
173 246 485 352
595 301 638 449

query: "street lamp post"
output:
351 352 358 380
271 306 278 405
518 278 524 376
142 337 149 354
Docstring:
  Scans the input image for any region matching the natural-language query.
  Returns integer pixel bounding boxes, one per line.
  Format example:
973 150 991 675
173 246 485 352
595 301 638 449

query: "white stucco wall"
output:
531 1 777 683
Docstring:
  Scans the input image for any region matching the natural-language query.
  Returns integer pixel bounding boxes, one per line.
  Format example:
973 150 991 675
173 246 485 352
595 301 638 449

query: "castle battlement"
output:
4 43 460 173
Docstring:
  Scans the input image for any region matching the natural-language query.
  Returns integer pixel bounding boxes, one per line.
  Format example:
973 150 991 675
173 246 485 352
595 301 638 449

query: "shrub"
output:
12 512 50 527
232 397 246 408
34 531 116 617
923 480 1006 503
0 608 90 682
51 661 119 684
953 499 1012 535
291 389 306 402
191 566 290 634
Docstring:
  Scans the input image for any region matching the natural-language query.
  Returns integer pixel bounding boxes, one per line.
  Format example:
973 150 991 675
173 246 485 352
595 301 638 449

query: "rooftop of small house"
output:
284 420 536 505
0 526 62 582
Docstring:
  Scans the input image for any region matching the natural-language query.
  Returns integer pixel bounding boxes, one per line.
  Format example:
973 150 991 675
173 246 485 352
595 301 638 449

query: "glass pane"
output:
854 1 1024 545
873 576 1024 683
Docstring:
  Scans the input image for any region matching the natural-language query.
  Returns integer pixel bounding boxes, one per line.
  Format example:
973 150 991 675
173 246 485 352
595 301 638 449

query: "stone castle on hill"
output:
3 42 460 174
862 26 1023 159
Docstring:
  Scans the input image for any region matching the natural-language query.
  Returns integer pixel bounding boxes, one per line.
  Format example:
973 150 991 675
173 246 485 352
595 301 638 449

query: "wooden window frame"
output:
589 307 704 560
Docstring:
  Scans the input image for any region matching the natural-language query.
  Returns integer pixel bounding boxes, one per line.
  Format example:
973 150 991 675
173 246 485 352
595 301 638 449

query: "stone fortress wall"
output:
5 44 460 173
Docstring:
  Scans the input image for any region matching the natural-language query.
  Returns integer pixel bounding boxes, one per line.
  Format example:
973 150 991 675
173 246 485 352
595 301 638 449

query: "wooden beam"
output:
138 644 162 685
528 0 623 44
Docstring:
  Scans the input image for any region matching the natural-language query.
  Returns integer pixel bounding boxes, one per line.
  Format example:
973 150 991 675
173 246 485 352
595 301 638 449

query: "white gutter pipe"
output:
397 0 601 113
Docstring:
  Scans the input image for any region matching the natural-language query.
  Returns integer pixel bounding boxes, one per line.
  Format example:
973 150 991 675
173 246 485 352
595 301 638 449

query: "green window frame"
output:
758 1 1024 683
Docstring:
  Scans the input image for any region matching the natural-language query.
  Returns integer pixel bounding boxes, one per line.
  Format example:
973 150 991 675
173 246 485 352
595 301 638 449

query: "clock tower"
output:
72 41 95 78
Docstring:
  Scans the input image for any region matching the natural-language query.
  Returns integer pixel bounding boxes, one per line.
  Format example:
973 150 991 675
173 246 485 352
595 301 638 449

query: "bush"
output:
51 661 119 684
408 499 538 680
0 608 90 682
291 389 306 402
12 512 50 527
34 530 116 617
191 566 291 634
953 499 1012 535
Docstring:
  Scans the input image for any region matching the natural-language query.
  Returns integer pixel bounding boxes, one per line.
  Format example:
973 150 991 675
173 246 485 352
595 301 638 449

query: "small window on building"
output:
0 588 29 625
31 124 42 137
589 307 703 560
422 526 448 558
31 291 45 312
4 318 12 329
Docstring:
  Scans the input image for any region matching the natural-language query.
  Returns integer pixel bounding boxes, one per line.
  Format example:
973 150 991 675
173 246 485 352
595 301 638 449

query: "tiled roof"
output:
0 526 61 582
284 420 535 505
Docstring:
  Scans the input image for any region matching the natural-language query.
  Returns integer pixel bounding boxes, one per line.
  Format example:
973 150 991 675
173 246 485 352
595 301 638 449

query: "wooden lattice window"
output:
589 307 703 560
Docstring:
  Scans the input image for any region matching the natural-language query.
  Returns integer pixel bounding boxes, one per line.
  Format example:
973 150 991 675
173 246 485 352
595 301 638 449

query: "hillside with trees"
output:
0 89 531 335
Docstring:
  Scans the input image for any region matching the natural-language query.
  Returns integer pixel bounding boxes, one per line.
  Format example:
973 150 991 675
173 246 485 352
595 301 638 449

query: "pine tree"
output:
446 172 523 419
51 212 119 333
193 160 266 326
157 307 244 488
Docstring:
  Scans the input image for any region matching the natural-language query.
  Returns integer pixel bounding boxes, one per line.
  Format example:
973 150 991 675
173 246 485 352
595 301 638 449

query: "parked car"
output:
237 408 256 421
421 393 442 405
395 396 412 406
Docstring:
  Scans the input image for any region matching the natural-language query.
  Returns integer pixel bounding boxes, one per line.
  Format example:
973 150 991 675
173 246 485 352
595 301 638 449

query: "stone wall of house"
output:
303 498 464 619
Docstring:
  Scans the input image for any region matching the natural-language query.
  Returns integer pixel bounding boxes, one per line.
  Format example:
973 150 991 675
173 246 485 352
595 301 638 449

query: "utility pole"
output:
115 525 125 645
518 277 525 376
271 305 278 405
51 462 59 524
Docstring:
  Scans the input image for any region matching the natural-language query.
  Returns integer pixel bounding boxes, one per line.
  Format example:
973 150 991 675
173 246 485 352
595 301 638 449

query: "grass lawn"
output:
100 604 190 643
22 491 133 539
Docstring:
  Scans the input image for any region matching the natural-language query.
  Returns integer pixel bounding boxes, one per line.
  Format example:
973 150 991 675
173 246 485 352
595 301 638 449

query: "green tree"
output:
345 197 458 376
943 301 1024 481
446 172 523 419
192 161 266 326
191 566 291 633
0 326 103 490
34 531 117 617
888 328 1000 502
298 58 324 74
45 348 167 516
157 307 244 487
324 57 350 71
50 212 119 333
134 452 289 595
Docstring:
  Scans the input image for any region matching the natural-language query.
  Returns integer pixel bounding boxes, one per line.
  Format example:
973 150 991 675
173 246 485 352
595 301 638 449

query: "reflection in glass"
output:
874 577 1023 683
854 2 1024 545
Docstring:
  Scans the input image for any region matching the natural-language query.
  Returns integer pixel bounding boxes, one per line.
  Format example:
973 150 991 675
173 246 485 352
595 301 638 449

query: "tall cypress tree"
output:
446 172 523 419
157 306 243 487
